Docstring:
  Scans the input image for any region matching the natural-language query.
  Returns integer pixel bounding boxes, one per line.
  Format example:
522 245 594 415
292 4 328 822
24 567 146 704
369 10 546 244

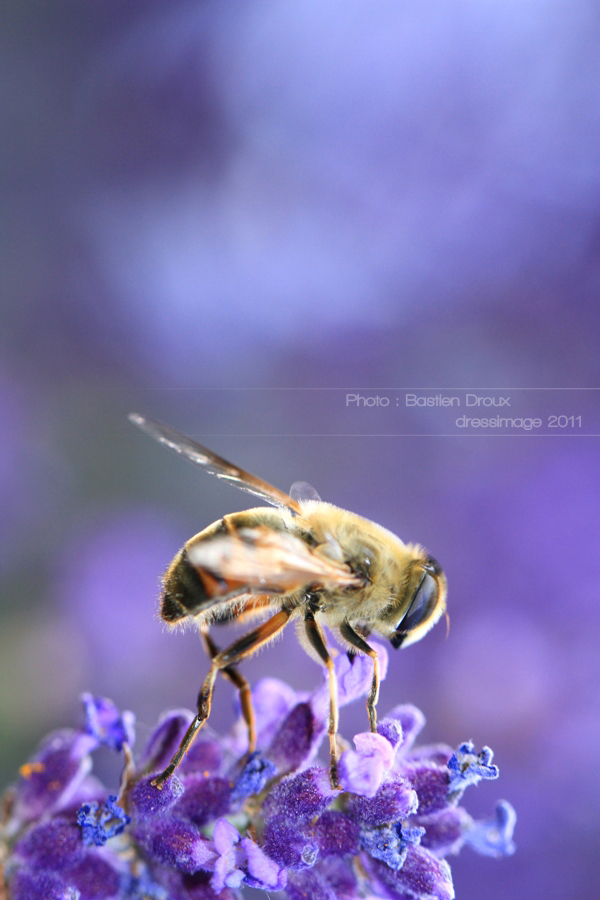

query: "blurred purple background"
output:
2 1 600 897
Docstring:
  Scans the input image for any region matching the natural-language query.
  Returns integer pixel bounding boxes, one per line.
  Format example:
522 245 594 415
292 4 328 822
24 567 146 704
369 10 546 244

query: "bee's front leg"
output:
339 621 380 732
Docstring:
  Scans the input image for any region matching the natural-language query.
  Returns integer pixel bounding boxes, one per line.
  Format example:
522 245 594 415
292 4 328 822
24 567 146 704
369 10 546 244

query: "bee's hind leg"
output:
151 609 292 789
201 628 256 755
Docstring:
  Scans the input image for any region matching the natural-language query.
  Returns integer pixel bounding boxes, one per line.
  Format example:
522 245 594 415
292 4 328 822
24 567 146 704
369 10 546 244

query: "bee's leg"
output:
345 624 371 663
304 611 340 790
339 622 380 733
200 628 256 754
152 609 292 789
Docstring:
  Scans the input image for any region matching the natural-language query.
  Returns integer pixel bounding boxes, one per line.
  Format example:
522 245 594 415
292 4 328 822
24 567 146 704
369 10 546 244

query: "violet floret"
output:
337 731 396 797
134 817 217 873
262 767 336 824
345 777 419 826
11 729 95 826
230 752 276 802
267 701 324 771
15 819 84 871
77 794 131 846
81 693 135 752
129 774 184 820
464 799 517 857
174 774 232 826
447 741 499 796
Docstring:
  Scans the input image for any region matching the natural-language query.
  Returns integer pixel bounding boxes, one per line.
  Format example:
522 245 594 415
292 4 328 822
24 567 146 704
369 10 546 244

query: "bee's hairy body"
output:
162 502 443 654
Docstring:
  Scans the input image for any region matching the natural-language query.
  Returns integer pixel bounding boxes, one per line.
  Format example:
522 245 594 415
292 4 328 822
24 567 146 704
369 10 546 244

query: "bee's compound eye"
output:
403 573 438 631
391 572 438 648
423 556 443 576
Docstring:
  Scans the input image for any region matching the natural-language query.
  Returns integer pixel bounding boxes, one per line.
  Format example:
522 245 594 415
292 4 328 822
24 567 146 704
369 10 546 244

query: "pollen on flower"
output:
18 762 46 779
1 647 515 900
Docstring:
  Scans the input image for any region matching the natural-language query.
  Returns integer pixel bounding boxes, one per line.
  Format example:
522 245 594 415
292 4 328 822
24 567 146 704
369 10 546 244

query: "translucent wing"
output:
187 525 360 600
129 413 302 513
290 481 322 503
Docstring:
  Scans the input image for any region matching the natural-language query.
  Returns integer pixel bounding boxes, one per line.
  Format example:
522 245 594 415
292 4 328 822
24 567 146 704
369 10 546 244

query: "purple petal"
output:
354 732 396 766
12 730 94 825
129 775 184 821
225 678 304 756
405 846 455 900
464 800 517 858
313 811 360 858
418 806 474 856
261 818 318 869
15 820 84 871
140 711 224 778
134 818 217 873
377 717 403 750
311 642 388 723
262 767 336 825
287 869 338 900
67 853 121 900
314 857 359 899
268 701 325 772
81 693 135 751
174 775 232 827
447 742 499 796
385 704 426 756
156 869 232 900
120 869 167 900
338 732 395 797
405 742 454 767
361 824 409 871
242 836 287 890
77 795 131 847
138 710 194 773
210 820 244 893
345 777 418 826
211 856 244 893
402 761 451 815
179 739 225 778
9 869 78 900
230 753 276 803
212 818 240 855
367 844 455 900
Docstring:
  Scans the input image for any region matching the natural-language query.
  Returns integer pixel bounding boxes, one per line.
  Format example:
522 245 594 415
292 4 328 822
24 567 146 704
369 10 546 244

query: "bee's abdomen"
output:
161 547 215 623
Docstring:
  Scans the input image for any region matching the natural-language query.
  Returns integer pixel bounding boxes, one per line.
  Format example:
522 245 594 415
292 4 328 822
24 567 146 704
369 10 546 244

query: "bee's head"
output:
389 555 447 649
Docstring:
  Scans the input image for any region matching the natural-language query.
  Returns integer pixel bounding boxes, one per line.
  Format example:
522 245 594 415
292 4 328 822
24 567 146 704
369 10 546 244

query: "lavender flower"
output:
1 646 515 899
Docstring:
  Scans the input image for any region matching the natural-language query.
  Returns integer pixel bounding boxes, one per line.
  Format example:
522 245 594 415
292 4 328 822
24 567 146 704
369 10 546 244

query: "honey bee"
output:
130 414 447 789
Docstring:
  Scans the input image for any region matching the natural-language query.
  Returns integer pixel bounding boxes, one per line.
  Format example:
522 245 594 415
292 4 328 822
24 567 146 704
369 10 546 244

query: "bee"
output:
129 414 447 789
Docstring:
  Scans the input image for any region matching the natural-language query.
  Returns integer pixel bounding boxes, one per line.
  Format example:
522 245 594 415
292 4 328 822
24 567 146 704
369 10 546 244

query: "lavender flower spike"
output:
2 662 515 900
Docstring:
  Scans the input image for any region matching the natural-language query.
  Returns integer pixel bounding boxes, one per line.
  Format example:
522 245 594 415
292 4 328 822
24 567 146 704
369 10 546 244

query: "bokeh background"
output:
2 1 600 898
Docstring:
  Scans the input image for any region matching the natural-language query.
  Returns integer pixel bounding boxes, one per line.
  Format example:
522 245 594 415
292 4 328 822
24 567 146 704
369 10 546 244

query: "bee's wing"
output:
290 481 322 503
129 413 302 514
187 525 360 601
